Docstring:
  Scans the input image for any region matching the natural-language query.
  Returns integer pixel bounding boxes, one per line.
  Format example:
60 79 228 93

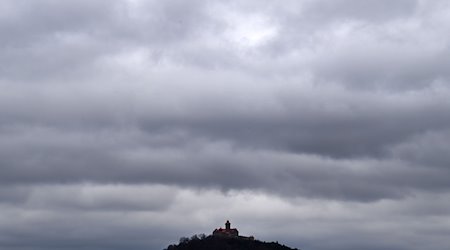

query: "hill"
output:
164 235 299 250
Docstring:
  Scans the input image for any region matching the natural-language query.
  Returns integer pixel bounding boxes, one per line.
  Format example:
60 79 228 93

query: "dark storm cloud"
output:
390 128 450 168
261 0 450 90
0 0 212 82
1 0 450 200
1 0 450 250
1 122 449 202
0 0 117 81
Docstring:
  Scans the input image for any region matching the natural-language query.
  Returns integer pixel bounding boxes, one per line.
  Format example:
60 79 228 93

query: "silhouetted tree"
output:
178 237 189 244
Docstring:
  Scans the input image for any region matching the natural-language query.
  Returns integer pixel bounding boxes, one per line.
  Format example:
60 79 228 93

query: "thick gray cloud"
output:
1 0 450 250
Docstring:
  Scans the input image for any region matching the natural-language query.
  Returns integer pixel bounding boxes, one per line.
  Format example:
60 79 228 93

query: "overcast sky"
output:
1 0 450 250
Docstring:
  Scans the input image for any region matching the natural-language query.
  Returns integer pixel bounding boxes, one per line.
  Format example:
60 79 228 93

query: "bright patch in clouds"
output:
219 9 278 47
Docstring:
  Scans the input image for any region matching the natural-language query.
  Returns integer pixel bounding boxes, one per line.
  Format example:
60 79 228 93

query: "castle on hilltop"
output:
213 220 238 237
212 220 254 240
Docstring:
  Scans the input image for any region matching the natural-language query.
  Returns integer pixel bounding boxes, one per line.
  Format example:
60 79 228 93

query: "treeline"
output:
164 234 299 250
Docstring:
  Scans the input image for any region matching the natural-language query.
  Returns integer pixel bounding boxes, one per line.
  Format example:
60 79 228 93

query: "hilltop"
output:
164 220 299 250
164 234 299 250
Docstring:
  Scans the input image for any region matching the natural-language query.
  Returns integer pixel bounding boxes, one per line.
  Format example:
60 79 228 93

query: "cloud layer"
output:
1 0 450 250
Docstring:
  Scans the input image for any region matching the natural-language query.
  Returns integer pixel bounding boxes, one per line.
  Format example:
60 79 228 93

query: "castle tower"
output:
225 220 231 230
